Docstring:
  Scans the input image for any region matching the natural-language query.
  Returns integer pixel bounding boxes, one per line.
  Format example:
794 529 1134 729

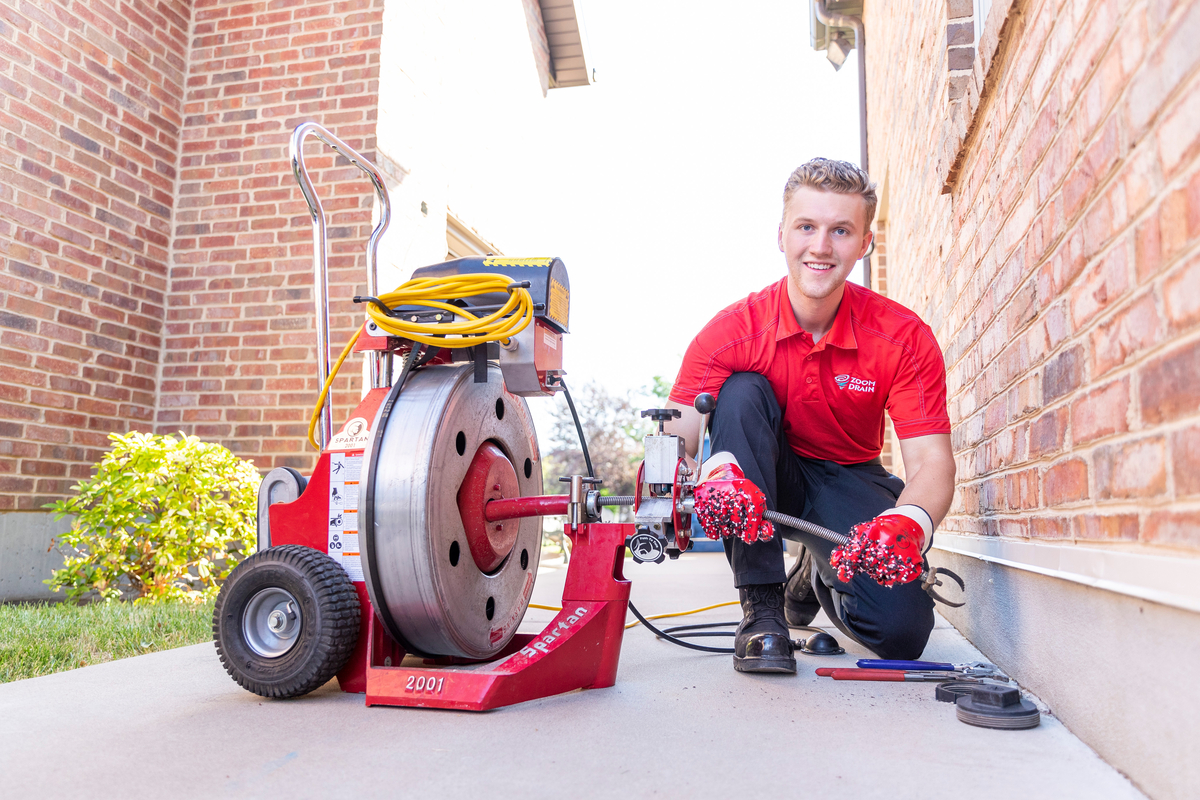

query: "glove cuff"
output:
879 504 934 550
699 451 742 482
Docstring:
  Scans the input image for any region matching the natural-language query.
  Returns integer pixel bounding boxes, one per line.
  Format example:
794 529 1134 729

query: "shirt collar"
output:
775 279 859 350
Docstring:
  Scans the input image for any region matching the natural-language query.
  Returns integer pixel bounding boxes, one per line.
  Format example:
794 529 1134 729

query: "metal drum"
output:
359 363 543 659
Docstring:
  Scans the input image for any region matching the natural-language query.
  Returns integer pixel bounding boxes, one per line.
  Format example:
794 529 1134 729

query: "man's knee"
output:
869 606 935 660
712 372 778 426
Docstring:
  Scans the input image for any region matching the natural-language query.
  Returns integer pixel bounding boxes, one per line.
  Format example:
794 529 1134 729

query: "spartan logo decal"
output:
327 416 371 450
835 374 877 394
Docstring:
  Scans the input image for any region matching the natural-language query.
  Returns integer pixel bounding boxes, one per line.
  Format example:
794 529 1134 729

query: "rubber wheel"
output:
213 545 360 699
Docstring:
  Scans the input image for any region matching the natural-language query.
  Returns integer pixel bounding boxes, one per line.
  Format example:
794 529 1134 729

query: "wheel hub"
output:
457 441 521 574
243 587 302 658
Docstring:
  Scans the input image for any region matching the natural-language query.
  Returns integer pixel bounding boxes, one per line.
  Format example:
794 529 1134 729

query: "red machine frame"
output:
268 389 633 712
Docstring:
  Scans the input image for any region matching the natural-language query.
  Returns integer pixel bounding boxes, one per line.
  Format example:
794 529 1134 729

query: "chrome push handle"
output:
289 122 392 448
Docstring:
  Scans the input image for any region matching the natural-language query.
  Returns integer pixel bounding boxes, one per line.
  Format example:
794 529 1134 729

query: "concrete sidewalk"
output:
0 552 1142 799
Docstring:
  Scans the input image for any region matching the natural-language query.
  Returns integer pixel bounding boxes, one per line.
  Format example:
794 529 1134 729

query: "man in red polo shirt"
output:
664 158 955 673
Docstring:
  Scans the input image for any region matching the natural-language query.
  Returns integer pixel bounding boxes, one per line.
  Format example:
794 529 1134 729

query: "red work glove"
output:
830 505 933 587
691 453 775 544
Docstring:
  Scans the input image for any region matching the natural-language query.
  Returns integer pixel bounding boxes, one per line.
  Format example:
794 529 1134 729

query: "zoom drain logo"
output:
834 374 876 394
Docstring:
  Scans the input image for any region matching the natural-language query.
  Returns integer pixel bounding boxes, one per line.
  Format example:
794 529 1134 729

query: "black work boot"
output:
733 583 796 674
784 546 821 627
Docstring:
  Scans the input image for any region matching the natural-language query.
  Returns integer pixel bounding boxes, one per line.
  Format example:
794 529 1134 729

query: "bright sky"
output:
439 0 863 406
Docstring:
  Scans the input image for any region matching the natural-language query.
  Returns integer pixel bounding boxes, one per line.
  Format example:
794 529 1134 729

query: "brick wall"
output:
0 0 190 509
160 0 383 473
868 0 1200 552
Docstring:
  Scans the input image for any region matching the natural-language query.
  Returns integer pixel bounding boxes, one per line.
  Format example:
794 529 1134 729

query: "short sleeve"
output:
668 313 765 407
885 327 951 439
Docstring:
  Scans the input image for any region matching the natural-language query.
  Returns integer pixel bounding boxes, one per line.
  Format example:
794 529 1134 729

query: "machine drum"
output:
361 363 543 660
213 545 361 698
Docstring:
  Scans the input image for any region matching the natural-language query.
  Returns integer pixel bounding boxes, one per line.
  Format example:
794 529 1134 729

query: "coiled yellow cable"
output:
307 273 535 449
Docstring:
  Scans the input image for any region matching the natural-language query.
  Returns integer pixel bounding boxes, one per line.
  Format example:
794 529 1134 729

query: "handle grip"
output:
856 659 954 671
826 669 907 682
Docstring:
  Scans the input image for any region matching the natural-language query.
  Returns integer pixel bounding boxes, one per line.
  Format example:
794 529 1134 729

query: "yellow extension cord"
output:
307 273 535 449
529 600 741 629
307 274 732 632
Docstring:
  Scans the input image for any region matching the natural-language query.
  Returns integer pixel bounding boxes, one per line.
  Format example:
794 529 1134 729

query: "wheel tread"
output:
213 545 361 699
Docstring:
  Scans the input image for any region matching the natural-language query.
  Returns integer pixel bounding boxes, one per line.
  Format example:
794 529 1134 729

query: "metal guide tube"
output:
289 121 393 448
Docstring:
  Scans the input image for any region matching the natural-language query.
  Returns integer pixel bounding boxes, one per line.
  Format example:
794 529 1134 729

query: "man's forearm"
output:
662 399 707 465
895 464 955 526
895 434 956 526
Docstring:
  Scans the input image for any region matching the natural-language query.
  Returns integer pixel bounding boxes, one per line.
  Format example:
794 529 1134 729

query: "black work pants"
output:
710 372 935 660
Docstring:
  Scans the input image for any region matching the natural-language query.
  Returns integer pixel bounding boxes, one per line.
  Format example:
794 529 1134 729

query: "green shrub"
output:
46 431 260 604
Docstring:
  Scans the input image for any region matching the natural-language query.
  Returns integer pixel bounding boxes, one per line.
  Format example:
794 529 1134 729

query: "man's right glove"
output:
691 452 775 544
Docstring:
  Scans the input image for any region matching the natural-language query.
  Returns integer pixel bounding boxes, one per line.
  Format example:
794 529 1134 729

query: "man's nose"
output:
809 230 834 255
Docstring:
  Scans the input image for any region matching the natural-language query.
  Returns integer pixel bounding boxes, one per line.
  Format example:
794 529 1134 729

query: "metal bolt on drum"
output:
242 587 302 658
360 363 543 660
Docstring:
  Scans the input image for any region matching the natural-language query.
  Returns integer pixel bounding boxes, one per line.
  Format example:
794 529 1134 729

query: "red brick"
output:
1070 242 1130 330
1144 510 1200 547
1171 424 1200 496
1070 377 1129 445
1094 436 1167 499
1005 468 1040 510
1043 344 1085 402
1044 458 1089 505
1073 513 1139 542
1091 291 1161 375
1030 405 1068 456
1164 253 1200 331
1139 338 1200 424
1159 186 1189 262
1030 516 1071 539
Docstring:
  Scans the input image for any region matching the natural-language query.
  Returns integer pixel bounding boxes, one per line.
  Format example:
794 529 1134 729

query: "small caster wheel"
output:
213 545 360 698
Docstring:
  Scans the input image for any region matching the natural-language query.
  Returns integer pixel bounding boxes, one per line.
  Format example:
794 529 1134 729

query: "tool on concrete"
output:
857 659 1005 678
955 684 1041 729
934 679 1010 702
816 668 973 682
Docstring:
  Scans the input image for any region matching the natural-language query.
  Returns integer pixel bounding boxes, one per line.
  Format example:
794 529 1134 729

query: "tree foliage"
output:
46 432 259 604
542 378 672 498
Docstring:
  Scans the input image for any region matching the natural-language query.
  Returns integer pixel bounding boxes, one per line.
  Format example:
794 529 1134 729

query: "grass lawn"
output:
0 600 215 683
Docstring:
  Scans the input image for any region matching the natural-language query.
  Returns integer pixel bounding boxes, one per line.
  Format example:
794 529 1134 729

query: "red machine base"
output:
347 523 631 712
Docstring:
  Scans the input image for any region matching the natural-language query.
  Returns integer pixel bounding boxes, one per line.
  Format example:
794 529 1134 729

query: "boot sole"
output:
733 654 797 674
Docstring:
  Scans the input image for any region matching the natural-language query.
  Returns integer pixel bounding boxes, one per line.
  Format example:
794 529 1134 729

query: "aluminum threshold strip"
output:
932 533 1200 614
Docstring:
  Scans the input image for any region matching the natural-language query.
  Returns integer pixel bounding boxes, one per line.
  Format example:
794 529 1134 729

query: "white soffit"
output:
539 0 591 87
934 533 1200 614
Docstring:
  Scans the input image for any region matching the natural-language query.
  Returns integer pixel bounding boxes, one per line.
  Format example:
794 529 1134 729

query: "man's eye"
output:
834 228 848 236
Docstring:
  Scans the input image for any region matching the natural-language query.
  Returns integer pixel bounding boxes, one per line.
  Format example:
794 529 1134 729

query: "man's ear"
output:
859 229 874 260
777 223 784 252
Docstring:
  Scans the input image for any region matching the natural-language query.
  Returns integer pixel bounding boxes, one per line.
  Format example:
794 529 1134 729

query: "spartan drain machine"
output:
213 123 693 711
214 123 964 711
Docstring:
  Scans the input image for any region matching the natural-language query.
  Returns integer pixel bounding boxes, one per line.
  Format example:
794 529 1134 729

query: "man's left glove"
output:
830 505 933 587
691 452 775 544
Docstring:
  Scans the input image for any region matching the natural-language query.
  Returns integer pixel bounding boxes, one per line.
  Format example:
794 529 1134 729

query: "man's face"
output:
777 186 873 302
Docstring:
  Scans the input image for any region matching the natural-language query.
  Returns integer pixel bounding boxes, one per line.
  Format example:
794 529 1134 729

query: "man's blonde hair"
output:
783 158 878 228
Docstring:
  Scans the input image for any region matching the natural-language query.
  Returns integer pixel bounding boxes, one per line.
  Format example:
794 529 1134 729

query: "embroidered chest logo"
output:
834 374 876 394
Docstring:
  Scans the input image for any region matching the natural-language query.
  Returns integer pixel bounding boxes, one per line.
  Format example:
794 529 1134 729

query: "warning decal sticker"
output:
328 452 364 581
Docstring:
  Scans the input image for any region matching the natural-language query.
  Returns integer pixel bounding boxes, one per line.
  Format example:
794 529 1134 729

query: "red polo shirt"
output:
669 278 950 465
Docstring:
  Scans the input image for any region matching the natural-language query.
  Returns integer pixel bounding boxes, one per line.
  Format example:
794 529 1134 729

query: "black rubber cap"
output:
935 680 984 703
694 393 716 415
798 631 845 655
956 684 1041 729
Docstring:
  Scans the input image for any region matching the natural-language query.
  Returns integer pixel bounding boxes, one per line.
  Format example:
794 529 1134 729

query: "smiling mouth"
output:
804 262 837 271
